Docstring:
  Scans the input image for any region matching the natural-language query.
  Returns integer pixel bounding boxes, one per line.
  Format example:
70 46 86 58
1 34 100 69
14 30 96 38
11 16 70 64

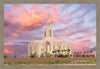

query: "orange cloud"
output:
4 48 15 54
4 42 14 46
14 7 42 27
12 33 18 37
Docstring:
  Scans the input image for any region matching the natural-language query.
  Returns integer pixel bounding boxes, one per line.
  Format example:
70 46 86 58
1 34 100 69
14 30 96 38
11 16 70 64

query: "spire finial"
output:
48 9 49 19
47 9 50 26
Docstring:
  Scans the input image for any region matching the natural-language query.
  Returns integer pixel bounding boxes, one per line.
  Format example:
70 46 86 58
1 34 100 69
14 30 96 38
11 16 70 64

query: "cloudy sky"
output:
4 4 96 58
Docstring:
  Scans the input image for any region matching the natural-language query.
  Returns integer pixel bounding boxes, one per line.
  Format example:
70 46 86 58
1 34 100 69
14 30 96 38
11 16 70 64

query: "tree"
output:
45 52 47 54
80 52 82 57
66 53 70 57
74 52 76 57
84 51 86 54
14 55 17 58
90 50 92 54
67 49 70 54
61 50 64 54
46 53 52 57
57 50 60 54
4 55 10 58
64 50 67 54
40 53 44 57
87 51 89 53
58 54 64 57
93 54 95 57
87 51 89 57
82 54 85 57
77 52 79 54
30 53 36 58
90 50 92 55
52 51 55 55
84 51 86 57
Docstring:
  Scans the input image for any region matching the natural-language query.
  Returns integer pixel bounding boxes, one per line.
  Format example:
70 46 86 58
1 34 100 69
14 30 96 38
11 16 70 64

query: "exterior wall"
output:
28 40 71 57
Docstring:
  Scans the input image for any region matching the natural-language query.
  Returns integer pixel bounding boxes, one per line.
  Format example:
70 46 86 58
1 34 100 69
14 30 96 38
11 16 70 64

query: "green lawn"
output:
4 60 96 65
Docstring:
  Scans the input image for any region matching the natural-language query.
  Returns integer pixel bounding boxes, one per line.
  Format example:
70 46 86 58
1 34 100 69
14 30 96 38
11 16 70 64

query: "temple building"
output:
28 12 71 57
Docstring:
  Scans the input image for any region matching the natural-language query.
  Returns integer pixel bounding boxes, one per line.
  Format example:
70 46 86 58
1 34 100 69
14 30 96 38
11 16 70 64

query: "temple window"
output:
49 30 51 37
45 31 46 37
41 46 44 54
55 44 58 49
41 46 44 49
63 46 65 49
30 46 32 54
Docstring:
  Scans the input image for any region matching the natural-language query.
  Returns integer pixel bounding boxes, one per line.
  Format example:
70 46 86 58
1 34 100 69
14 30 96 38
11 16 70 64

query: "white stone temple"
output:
28 11 71 57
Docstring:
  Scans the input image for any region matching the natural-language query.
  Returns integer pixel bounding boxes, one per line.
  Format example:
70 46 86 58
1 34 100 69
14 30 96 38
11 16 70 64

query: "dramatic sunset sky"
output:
4 4 96 58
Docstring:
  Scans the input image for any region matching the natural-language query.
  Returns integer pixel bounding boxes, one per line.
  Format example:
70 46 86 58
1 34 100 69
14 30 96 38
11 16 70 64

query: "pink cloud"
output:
56 33 72 38
71 34 96 42
71 40 94 52
51 5 59 11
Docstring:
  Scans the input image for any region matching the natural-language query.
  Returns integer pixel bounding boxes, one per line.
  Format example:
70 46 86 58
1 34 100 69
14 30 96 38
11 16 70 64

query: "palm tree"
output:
80 52 82 54
61 50 64 54
57 50 60 54
76 52 79 57
55 51 57 57
80 52 82 57
90 50 92 54
64 50 67 55
67 49 70 54
87 51 89 53
84 51 86 57
52 51 55 55
77 52 79 54
74 52 76 57
87 51 89 57
55 51 57 54
14 55 16 58
90 50 92 57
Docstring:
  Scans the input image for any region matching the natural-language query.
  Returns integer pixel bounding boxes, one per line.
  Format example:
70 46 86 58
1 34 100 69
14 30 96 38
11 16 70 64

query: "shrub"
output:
86 55 89 57
65 55 67 57
55 54 58 57
40 53 44 57
46 53 52 57
30 53 36 58
14 55 16 58
70 54 72 57
4 55 10 58
58 54 64 57
82 54 85 57
93 54 95 57
66 53 71 57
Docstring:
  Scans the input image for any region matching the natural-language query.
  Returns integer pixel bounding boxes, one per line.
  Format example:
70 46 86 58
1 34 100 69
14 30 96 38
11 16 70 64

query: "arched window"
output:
45 31 46 37
55 44 58 50
41 46 44 54
30 46 32 54
49 30 51 37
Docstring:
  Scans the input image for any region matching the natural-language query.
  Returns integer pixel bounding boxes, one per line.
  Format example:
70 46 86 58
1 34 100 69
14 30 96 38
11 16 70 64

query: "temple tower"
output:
44 10 53 37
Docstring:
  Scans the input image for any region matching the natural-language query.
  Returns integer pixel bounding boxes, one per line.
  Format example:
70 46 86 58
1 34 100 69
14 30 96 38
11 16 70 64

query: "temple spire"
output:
47 10 50 26
48 9 49 20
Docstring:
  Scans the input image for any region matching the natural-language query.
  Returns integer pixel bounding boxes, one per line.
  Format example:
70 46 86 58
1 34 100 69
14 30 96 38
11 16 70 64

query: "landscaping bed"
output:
4 57 96 65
